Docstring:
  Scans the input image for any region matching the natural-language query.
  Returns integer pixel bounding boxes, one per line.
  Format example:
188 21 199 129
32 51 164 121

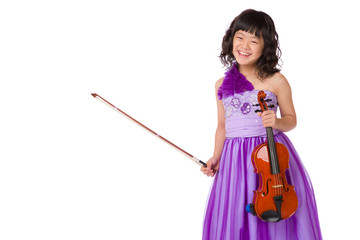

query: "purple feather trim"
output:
217 64 254 100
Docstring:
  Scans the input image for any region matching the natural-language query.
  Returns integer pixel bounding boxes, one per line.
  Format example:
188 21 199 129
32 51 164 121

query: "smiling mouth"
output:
238 51 250 57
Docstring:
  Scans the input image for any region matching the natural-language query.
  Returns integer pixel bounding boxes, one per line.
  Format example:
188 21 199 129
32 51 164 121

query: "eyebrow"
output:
236 32 260 39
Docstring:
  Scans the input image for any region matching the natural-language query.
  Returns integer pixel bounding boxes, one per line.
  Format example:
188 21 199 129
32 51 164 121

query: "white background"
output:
1 0 359 239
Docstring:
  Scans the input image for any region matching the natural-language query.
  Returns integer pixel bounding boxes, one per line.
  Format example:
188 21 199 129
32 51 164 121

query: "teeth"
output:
239 51 250 56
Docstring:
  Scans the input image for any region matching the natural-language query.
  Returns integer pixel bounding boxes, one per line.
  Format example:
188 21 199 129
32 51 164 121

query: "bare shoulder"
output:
215 77 224 90
268 72 291 96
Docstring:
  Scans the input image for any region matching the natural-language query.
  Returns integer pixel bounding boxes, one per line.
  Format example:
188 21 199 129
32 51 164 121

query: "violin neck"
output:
266 127 280 175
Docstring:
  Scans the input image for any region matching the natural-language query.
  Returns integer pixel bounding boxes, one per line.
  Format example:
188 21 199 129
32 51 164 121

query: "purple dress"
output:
202 64 322 240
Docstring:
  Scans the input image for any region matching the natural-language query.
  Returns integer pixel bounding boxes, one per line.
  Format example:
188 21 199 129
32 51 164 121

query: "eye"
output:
251 41 258 44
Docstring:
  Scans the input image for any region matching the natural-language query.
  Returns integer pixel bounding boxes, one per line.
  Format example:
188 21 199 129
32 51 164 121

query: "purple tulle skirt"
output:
202 132 322 240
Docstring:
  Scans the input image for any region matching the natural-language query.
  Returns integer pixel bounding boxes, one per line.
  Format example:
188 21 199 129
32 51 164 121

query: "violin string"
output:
263 96 282 197
268 139 277 195
269 133 279 196
264 97 279 197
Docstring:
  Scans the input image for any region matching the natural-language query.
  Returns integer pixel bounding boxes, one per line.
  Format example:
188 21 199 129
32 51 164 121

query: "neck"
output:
238 64 257 80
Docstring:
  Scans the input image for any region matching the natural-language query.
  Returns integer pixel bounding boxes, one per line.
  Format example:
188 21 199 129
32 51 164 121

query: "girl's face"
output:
232 30 264 68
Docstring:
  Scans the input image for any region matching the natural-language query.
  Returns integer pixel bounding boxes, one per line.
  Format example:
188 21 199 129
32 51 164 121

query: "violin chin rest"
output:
260 210 282 222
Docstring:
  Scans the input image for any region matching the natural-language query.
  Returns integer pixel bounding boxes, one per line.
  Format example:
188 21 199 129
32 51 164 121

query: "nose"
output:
240 40 250 50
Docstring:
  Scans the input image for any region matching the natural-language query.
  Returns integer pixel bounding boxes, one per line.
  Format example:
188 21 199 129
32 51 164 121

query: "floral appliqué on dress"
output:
241 102 251 114
230 98 241 108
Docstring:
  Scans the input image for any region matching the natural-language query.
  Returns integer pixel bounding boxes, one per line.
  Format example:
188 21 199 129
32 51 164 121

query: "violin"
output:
248 90 298 222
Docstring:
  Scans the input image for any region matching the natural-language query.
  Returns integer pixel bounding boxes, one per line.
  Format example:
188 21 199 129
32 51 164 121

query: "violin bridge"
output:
272 185 284 188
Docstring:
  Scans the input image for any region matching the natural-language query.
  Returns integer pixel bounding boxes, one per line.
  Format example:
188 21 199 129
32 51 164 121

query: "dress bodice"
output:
217 63 280 138
222 90 279 138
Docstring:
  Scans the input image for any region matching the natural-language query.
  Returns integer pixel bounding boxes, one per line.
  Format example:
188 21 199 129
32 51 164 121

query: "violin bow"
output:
91 93 207 167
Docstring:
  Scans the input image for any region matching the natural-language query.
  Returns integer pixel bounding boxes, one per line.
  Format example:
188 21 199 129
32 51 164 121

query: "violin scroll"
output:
257 90 268 112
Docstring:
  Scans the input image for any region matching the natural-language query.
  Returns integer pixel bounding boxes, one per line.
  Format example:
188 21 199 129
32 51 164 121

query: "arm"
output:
212 79 226 160
258 73 297 132
201 78 226 177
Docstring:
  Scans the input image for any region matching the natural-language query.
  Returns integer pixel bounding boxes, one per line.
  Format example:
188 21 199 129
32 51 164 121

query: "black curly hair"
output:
219 9 282 79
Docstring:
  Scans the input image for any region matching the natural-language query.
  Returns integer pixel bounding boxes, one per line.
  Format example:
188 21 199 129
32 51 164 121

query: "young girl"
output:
201 9 322 239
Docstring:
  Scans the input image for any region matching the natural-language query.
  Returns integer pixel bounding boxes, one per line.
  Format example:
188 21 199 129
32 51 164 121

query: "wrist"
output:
211 155 220 163
274 116 296 132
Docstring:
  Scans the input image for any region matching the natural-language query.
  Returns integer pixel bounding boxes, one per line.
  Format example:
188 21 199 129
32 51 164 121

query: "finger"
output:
262 118 270 124
263 110 274 116
211 170 219 177
262 111 272 117
263 120 275 128
261 116 270 122
262 115 275 122
263 118 272 124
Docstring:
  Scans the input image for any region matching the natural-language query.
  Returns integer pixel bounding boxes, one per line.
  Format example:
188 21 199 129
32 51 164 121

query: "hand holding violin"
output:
257 110 278 129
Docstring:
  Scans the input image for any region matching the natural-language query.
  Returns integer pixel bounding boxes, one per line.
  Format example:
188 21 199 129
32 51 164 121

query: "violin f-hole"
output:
262 179 271 196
